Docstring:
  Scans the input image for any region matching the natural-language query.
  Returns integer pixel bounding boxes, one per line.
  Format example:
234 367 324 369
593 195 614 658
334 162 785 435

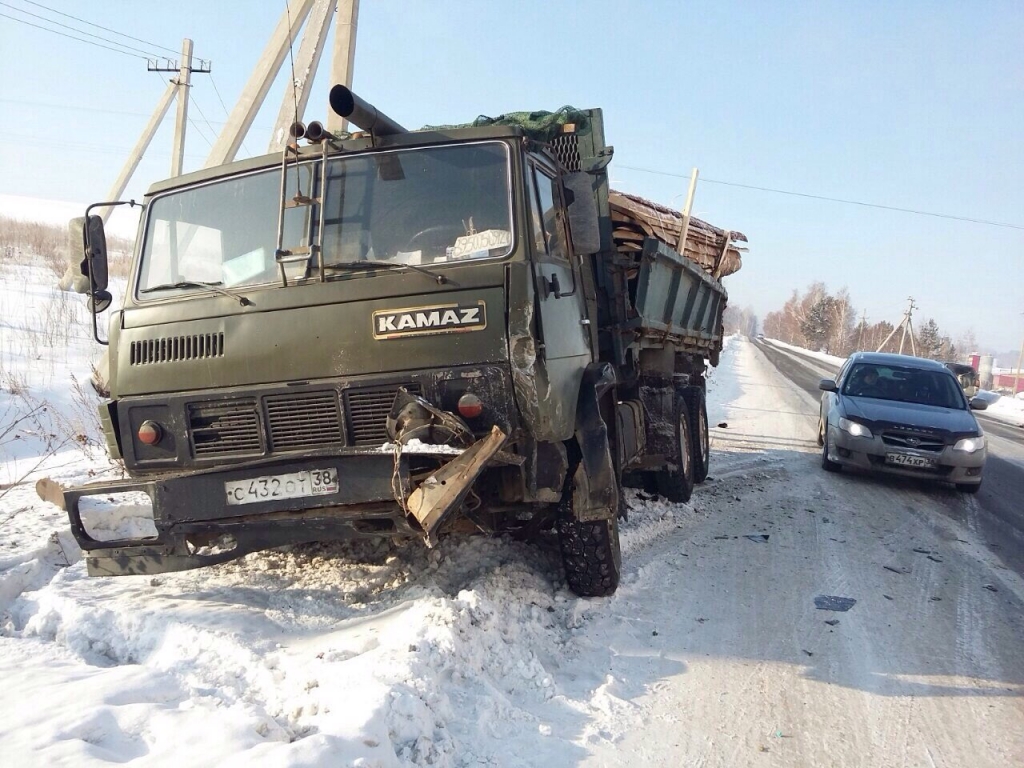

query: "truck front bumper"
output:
65 449 456 577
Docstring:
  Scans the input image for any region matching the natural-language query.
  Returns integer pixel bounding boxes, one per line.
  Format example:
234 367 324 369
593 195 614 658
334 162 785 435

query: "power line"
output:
187 98 218 149
0 10 147 58
616 164 1024 231
209 74 254 157
0 96 273 130
18 0 180 55
0 1 162 58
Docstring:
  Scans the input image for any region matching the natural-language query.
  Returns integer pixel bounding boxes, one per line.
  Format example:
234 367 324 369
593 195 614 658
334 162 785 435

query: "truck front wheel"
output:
557 512 621 597
657 394 696 503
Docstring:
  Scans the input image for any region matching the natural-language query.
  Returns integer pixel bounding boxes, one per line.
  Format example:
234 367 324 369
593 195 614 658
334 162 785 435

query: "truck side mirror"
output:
562 172 601 255
82 214 110 309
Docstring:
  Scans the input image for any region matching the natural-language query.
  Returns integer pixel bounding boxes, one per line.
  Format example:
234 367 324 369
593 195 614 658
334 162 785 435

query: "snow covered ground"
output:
2 264 1023 765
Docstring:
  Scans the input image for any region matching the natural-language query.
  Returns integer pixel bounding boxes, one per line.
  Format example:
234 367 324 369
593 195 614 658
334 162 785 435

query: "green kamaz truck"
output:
64 87 746 596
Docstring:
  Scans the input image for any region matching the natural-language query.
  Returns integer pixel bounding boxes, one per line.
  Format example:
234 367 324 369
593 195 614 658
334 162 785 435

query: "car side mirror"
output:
819 379 838 392
969 397 988 411
562 172 601 255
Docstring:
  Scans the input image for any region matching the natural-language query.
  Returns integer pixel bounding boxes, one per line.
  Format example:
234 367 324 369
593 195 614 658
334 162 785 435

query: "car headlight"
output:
838 417 872 438
953 436 985 453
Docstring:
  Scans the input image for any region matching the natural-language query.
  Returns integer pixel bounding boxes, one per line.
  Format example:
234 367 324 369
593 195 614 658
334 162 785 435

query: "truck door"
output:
527 161 592 427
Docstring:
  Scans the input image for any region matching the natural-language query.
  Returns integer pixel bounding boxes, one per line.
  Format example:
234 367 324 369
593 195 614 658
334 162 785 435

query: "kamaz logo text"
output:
373 302 487 339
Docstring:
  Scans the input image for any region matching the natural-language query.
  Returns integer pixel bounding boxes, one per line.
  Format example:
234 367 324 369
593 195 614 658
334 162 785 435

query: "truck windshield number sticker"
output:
225 468 339 506
373 301 486 339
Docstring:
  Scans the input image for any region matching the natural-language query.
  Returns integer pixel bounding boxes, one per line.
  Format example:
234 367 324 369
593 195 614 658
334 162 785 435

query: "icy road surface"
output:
2 310 1023 764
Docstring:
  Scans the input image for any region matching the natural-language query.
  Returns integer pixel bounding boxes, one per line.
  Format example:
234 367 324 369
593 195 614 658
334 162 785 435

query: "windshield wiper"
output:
324 261 449 286
141 281 253 306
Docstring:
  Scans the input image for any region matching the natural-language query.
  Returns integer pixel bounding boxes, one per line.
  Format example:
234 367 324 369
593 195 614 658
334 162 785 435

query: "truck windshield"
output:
136 141 512 297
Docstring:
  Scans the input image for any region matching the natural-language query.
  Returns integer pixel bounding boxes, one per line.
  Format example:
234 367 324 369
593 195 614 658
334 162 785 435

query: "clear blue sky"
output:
1 1 1021 352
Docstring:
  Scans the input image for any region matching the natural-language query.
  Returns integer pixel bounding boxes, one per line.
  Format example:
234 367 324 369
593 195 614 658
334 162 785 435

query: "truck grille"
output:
266 391 343 451
130 333 224 365
344 384 419 446
189 399 262 456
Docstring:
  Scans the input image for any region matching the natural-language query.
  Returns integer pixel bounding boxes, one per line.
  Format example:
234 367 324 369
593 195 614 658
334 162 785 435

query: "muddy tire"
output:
683 386 710 484
557 512 621 597
657 394 696 503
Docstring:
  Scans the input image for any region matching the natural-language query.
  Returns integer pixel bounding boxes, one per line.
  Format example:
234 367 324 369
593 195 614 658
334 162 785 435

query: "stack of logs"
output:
609 190 747 278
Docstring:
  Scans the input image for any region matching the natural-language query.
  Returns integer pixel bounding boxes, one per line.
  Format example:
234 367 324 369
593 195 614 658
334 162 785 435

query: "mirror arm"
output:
83 200 138 345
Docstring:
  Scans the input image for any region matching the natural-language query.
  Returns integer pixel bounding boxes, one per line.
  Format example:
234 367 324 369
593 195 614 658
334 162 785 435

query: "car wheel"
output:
821 421 841 472
955 481 981 494
816 415 825 446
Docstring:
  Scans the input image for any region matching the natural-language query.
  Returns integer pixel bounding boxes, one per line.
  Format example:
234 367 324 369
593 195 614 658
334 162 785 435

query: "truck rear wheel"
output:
657 394 696 503
683 386 710 483
557 512 621 597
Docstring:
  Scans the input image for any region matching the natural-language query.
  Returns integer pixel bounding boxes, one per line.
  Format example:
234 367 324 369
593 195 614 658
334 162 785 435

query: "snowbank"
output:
0 261 707 765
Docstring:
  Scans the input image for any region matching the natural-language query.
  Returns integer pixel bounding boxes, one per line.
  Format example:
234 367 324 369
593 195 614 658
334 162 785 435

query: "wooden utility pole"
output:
675 167 699 254
326 0 360 133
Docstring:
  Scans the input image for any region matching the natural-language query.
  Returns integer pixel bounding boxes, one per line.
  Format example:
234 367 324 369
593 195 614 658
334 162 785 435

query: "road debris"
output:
825 619 840 626
814 595 857 612
744 534 770 543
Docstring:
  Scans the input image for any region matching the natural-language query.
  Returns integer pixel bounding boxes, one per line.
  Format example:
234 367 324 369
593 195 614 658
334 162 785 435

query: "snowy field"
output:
2 254 1022 765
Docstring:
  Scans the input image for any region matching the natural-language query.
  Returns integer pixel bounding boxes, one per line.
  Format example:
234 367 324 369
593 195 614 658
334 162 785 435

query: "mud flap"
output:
571 363 619 522
406 425 507 546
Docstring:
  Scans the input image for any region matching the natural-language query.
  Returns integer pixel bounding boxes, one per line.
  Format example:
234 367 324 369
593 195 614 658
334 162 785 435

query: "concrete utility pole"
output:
95 39 211 222
148 40 211 178
98 81 177 223
856 310 867 350
326 0 360 134
269 0 337 152
171 39 194 177
1014 314 1024 396
205 0 318 168
877 297 917 355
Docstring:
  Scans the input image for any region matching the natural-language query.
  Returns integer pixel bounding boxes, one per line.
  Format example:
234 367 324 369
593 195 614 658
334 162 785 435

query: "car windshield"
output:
841 362 965 409
137 142 512 296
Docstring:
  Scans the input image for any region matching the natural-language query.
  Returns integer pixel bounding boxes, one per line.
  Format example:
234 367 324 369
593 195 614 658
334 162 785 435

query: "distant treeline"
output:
725 282 974 362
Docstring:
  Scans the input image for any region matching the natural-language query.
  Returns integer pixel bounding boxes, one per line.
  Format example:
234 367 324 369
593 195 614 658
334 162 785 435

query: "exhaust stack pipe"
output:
329 85 406 137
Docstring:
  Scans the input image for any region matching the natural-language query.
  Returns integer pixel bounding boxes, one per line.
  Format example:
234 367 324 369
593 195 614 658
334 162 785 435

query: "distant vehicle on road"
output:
817 352 988 492
943 362 980 397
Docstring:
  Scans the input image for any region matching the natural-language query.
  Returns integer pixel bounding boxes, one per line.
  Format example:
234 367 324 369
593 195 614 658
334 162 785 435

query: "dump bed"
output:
427 105 746 362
